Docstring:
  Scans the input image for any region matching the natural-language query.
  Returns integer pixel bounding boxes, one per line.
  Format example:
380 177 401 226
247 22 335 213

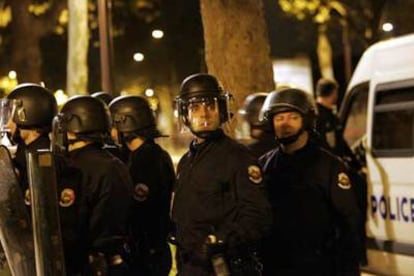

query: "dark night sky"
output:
35 0 414 95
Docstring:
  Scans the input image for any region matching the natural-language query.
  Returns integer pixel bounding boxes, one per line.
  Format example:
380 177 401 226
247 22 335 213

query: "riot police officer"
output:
109 95 174 275
315 78 368 265
238 92 278 158
92 91 129 162
6 83 57 193
258 88 362 275
6 84 84 274
1 83 57 274
56 96 133 275
171 73 271 275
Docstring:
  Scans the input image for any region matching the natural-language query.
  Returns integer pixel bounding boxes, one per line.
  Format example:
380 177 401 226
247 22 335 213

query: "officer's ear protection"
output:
112 113 127 131
303 111 316 131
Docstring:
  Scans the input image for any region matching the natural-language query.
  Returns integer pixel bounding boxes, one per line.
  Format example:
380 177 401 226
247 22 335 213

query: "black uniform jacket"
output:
247 133 278 159
315 102 339 145
13 134 50 192
128 139 175 250
67 144 133 256
172 129 272 257
259 141 362 272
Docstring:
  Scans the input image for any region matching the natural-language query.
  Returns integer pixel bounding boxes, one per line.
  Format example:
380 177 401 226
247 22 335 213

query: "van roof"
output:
347 33 414 91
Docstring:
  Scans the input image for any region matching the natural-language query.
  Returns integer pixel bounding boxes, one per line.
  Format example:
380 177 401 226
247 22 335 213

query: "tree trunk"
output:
66 0 89 96
200 0 274 109
9 1 66 85
10 0 42 83
317 24 334 79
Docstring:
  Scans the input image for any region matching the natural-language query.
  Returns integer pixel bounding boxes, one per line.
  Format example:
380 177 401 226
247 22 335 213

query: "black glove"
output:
88 253 107 276
201 235 226 259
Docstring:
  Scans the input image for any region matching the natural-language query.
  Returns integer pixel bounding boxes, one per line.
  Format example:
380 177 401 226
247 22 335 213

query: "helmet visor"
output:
0 98 14 131
187 97 220 133
1 98 20 133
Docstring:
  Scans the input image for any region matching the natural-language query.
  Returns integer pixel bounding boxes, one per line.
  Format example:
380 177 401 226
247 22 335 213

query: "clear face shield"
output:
187 97 221 133
0 98 13 134
0 98 18 155
176 93 234 137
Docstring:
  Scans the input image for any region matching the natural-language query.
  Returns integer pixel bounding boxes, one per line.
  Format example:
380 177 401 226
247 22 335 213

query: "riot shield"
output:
0 145 36 276
27 149 66 276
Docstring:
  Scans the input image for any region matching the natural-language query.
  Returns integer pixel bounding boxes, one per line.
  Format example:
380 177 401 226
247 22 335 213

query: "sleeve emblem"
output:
134 183 149 201
59 188 76 207
337 172 351 190
248 165 263 184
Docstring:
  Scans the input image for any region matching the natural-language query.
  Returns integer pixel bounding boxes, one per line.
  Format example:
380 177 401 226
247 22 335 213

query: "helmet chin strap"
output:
276 128 304 145
11 128 23 144
191 129 215 140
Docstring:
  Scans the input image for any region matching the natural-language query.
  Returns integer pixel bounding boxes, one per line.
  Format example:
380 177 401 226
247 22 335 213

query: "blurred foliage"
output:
277 0 389 45
0 4 11 27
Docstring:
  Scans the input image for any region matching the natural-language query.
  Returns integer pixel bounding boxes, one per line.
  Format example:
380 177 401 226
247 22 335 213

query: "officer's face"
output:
187 97 220 132
272 111 303 138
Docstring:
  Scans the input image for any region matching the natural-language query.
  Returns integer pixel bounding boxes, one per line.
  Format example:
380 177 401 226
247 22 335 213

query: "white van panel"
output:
365 249 414 276
343 33 414 276
347 34 414 90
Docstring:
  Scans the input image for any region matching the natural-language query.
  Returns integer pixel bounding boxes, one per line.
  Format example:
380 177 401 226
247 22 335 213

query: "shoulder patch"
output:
337 172 351 190
134 183 149 201
60 188 76 207
248 165 263 184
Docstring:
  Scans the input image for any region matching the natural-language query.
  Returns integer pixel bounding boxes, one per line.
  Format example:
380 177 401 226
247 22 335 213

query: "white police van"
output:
339 33 414 275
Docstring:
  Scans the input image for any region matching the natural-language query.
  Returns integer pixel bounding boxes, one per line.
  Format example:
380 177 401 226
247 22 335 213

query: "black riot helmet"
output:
260 88 316 131
176 73 232 137
7 83 57 129
239 92 268 128
91 91 113 105
59 96 111 135
109 95 163 139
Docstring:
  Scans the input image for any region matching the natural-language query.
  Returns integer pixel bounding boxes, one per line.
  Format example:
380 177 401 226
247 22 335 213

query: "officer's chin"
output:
191 124 216 133
191 128 215 139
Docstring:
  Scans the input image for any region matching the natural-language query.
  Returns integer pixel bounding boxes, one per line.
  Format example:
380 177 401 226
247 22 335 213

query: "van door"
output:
339 82 369 164
365 79 414 275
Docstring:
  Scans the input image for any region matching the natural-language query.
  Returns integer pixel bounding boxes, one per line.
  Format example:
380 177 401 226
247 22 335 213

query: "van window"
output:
372 86 414 157
342 83 369 148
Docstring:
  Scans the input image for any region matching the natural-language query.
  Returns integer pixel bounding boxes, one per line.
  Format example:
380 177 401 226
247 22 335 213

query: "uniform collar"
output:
68 142 102 158
26 134 50 150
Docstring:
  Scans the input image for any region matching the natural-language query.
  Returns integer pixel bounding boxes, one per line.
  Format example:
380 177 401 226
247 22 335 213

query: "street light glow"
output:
152 29 164 39
8 70 17 79
145 88 154 97
382 22 393 32
133 52 144 62
54 89 68 106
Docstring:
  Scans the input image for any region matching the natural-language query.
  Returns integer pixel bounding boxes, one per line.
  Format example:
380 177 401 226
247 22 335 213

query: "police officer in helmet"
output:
172 73 271 275
238 92 278 158
92 91 129 162
258 88 362 275
6 83 57 191
56 96 133 275
109 95 174 275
